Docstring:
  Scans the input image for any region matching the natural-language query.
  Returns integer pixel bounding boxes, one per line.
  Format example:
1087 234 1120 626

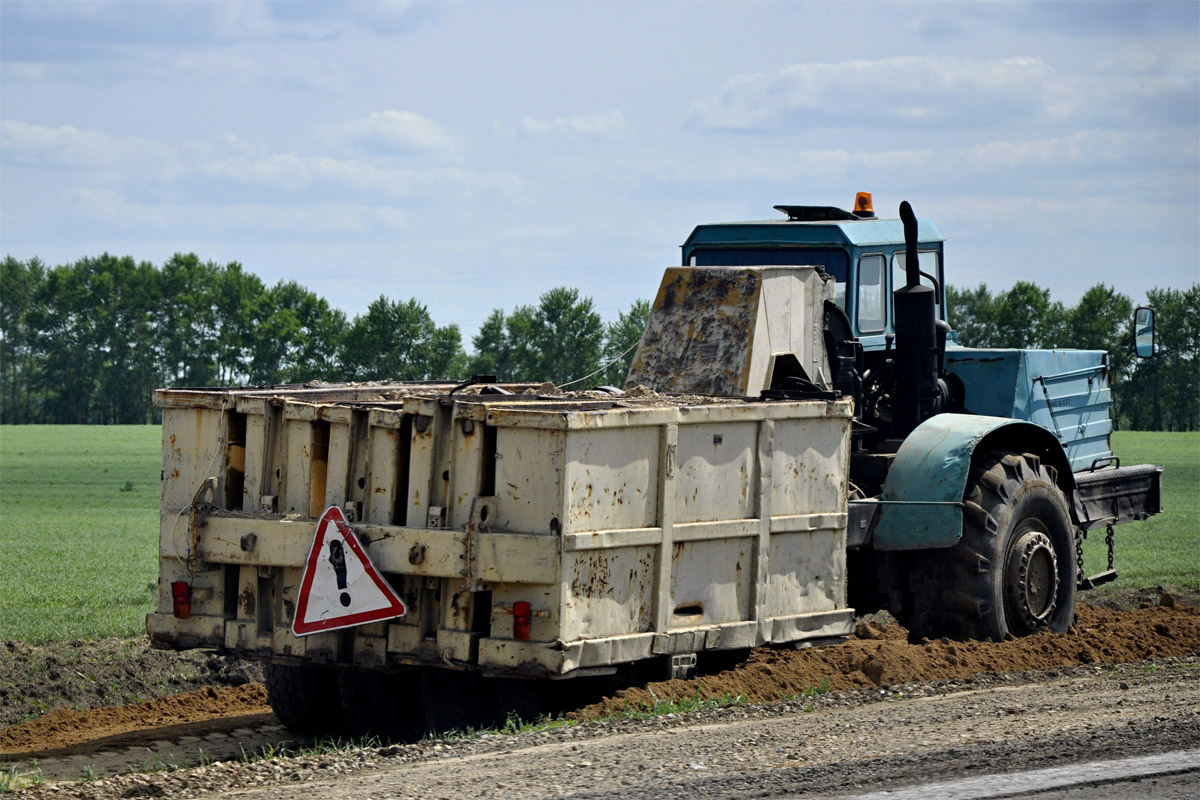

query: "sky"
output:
2 0 1197 343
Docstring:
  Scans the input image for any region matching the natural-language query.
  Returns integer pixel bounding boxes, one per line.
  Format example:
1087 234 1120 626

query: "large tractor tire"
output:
338 668 425 741
263 662 349 737
908 451 1076 642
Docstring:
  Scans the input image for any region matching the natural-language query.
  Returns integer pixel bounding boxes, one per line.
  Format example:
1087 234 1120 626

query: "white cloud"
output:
519 111 626 140
600 130 1194 193
690 51 1200 132
212 1 279 40
169 45 348 92
320 110 456 156
202 151 522 202
688 56 1070 129
0 120 177 174
66 187 409 235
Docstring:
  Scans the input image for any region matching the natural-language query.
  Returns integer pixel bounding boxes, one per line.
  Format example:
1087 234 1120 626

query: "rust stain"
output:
239 585 256 616
569 551 614 599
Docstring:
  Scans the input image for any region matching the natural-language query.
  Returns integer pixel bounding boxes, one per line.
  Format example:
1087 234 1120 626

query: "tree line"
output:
0 254 648 425
1 253 1195 430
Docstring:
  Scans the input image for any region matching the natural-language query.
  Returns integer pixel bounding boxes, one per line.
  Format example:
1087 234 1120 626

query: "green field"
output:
0 426 1196 643
1081 431 1200 592
0 426 162 643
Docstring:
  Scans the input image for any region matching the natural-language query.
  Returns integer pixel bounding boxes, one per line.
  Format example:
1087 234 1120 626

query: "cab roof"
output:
683 206 943 250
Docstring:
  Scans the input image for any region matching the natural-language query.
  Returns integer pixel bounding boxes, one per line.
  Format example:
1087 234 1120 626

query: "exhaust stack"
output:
892 201 942 439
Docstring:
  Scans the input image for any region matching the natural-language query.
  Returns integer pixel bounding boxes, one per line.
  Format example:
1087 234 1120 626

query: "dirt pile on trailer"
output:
573 599 1199 719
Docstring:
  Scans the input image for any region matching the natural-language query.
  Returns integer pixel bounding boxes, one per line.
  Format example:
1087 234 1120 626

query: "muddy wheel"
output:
263 662 349 737
420 669 505 733
908 451 1076 642
338 668 425 741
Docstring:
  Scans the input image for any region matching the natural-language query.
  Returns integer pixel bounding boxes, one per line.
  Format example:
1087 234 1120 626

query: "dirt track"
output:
1 596 1197 796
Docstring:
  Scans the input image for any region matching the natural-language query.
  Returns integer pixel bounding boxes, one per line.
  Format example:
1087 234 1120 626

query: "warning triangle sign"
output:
292 506 407 636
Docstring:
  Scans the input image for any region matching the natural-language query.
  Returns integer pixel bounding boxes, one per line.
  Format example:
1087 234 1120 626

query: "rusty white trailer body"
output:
148 385 854 677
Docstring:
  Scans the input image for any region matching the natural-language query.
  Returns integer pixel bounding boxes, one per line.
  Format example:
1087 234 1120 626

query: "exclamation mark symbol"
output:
328 539 351 607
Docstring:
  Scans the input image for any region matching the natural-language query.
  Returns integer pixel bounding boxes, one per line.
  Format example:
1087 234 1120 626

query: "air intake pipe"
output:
892 201 946 439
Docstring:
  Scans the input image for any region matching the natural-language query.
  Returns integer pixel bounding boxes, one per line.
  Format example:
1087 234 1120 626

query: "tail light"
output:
171 581 192 619
513 601 531 640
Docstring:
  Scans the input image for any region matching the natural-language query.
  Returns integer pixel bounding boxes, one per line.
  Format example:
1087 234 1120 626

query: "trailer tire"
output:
908 450 1076 643
420 670 503 733
263 662 349 737
338 668 425 741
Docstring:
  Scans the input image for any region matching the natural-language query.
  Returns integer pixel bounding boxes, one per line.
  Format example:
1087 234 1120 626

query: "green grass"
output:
0 762 43 793
596 687 748 721
0 425 161 642
0 426 1195 644
1081 431 1200 592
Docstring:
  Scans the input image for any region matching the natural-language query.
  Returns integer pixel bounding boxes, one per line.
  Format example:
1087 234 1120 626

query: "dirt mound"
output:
0 637 261 729
2 601 1195 758
574 601 1200 719
0 684 271 757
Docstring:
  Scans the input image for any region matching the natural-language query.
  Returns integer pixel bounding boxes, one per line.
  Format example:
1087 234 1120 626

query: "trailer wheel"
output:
263 662 349 737
908 451 1076 642
338 668 425 741
420 670 504 733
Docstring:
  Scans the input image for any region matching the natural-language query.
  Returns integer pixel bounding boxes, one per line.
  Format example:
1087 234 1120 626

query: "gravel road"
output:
20 656 1197 800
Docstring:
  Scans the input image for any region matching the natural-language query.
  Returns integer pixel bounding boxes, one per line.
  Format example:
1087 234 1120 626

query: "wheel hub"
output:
1005 529 1059 634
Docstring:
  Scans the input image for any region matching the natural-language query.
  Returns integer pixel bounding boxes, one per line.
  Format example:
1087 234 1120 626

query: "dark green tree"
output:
1123 285 1199 431
602 298 650 387
0 256 46 423
945 283 997 347
157 254 222 386
339 296 464 381
529 288 603 384
249 281 347 384
212 263 266 384
991 281 1067 349
466 289 604 384
466 309 514 379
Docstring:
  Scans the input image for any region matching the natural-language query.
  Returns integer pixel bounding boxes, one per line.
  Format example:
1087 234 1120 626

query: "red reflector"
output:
513 601 531 641
171 581 192 619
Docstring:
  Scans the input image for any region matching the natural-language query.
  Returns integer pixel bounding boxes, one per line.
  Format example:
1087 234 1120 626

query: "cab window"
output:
892 251 943 318
857 254 887 332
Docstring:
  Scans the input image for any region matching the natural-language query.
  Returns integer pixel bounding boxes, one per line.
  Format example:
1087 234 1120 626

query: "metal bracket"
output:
669 653 697 680
187 477 219 572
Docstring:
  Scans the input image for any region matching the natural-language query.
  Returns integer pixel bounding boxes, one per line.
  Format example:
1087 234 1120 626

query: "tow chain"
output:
1075 529 1086 586
1105 524 1115 571
1075 523 1118 590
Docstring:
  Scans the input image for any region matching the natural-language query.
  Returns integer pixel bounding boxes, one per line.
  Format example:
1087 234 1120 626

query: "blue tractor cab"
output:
681 194 945 353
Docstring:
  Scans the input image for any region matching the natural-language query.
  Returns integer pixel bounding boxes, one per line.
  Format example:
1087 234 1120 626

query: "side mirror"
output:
1134 306 1155 359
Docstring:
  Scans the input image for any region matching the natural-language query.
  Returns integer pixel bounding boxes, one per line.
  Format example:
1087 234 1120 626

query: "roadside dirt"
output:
0 639 260 730
576 597 1200 719
2 593 1195 766
10 655 1200 799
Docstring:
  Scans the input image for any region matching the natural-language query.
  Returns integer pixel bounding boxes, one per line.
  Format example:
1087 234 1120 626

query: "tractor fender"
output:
871 414 1074 550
